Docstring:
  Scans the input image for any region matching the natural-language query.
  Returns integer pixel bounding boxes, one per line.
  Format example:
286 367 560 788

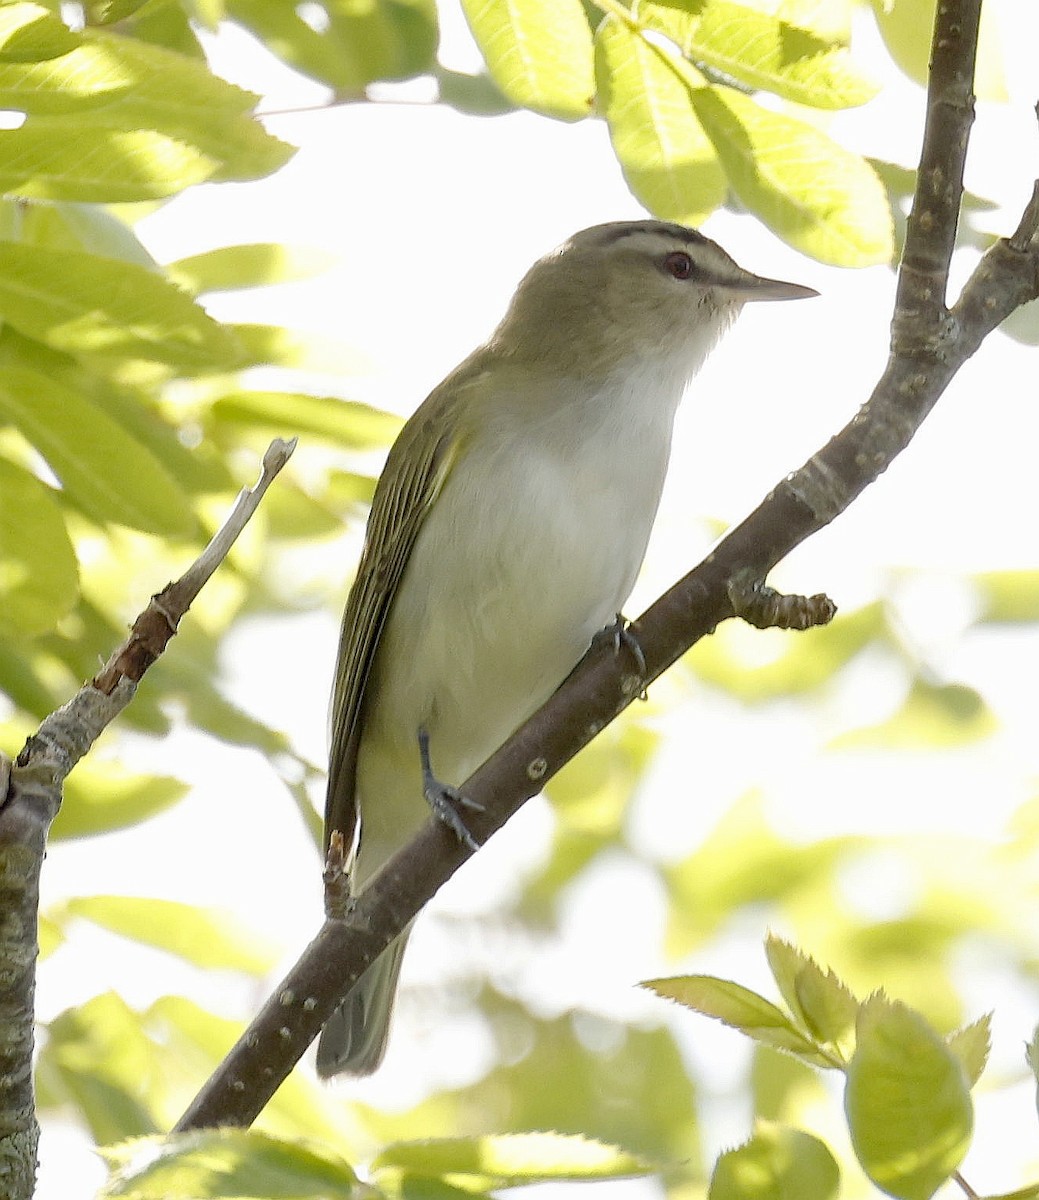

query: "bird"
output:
317 219 817 1077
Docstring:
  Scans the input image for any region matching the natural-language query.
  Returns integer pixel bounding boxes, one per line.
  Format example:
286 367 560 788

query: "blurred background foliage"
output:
1 0 1038 1197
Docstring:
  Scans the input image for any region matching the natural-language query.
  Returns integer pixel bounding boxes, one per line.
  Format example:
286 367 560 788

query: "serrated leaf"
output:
845 996 973 1200
643 975 831 1065
0 25 293 198
709 1121 840 1200
831 679 996 750
167 243 333 294
594 16 725 227
53 765 188 839
62 895 276 972
210 390 401 449
373 1133 651 1184
946 1014 990 1088
690 84 893 265
0 242 241 367
0 126 218 202
0 364 194 534
99 1129 358 1198
0 456 77 634
765 936 858 1060
646 0 877 109
461 0 594 120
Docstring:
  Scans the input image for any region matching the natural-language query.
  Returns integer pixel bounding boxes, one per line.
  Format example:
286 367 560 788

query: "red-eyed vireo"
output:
318 220 817 1077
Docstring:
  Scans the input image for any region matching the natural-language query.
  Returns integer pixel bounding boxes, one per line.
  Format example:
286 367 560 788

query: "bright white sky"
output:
34 3 1039 1197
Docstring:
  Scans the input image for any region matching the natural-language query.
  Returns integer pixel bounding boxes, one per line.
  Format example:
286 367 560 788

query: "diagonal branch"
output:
0 439 295 1199
174 0 1039 1133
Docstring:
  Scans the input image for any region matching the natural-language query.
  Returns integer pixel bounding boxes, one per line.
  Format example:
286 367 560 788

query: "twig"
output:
175 1 1039 1130
0 439 295 1199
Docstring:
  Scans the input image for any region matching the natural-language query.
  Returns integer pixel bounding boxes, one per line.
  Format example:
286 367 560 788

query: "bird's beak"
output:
718 269 819 303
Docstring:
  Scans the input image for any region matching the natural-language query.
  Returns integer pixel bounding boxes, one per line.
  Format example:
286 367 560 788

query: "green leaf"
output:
687 603 882 700
709 1121 840 1200
981 1188 1039 1200
0 127 218 203
461 0 594 120
53 764 188 840
764 936 858 1061
167 243 333 294
228 322 370 373
0 3 79 62
228 0 438 90
594 16 725 227
831 679 997 750
61 895 277 972
0 456 78 634
144 996 363 1147
0 25 293 199
84 0 153 25
869 0 1005 102
646 0 878 109
325 0 440 84
100 1129 358 1198
0 241 241 367
373 1133 651 1184
0 639 67 715
43 992 162 1143
946 1014 990 1088
642 975 832 1066
689 84 893 265
973 570 1039 624
17 199 159 267
0 365 195 534
845 996 973 1200
210 390 401 449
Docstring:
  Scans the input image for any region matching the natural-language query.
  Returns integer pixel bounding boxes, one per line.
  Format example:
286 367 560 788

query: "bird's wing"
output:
323 384 468 856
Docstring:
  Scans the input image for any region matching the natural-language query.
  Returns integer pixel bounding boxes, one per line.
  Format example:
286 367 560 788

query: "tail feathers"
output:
316 933 409 1078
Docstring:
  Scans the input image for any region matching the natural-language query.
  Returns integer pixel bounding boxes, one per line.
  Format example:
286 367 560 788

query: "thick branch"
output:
173 1 1039 1132
0 439 294 1199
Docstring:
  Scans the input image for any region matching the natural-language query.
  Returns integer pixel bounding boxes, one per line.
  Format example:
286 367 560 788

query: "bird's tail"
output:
316 929 410 1077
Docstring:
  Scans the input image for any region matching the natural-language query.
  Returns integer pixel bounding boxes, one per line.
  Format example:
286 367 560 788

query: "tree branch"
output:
173 0 1038 1133
0 439 295 1199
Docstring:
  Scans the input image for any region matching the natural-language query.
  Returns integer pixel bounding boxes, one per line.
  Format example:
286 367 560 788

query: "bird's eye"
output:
662 251 696 280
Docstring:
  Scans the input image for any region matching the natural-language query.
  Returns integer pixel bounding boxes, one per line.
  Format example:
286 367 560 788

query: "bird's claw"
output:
418 726 483 851
423 778 483 851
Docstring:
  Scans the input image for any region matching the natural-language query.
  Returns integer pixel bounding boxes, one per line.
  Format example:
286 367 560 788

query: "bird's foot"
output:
596 613 648 700
418 727 483 851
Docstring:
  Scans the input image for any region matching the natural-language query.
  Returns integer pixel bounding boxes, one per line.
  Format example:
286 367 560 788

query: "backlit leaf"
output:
461 0 594 120
373 1133 650 1184
0 456 77 634
595 15 725 227
690 84 893 265
0 242 241 367
0 364 194 533
53 765 188 839
845 996 972 1200
710 1122 840 1200
100 1129 358 1198
62 895 276 973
